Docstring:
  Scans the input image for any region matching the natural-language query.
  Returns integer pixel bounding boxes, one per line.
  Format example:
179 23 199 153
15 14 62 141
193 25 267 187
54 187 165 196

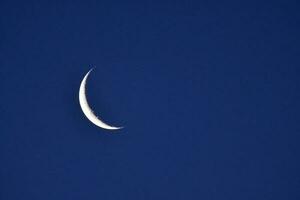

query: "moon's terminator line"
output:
79 69 122 130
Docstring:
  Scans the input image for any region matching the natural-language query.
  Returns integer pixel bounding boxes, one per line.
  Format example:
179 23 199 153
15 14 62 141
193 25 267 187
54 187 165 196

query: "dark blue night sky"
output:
1 1 300 199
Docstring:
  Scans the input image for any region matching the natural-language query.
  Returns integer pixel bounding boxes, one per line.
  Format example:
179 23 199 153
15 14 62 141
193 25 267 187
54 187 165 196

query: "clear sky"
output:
1 0 300 199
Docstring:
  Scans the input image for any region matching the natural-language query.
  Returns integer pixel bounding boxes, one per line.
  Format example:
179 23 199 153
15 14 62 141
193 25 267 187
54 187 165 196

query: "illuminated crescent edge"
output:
79 69 122 130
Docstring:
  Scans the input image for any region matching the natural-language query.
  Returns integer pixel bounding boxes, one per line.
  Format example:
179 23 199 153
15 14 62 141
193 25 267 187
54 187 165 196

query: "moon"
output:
79 69 122 130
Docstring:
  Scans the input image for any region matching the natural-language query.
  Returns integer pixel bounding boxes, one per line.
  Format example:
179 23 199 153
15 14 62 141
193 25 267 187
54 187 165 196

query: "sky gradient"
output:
1 1 300 199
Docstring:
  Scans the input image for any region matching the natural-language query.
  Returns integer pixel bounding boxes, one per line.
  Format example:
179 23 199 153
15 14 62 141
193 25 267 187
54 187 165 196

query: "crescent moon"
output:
79 69 122 130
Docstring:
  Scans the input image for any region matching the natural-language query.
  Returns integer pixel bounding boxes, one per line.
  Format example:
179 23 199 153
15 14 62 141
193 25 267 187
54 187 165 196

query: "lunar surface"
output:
79 69 122 130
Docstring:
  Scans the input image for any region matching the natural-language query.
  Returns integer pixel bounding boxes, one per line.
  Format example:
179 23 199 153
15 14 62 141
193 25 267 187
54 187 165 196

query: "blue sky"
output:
1 1 300 199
